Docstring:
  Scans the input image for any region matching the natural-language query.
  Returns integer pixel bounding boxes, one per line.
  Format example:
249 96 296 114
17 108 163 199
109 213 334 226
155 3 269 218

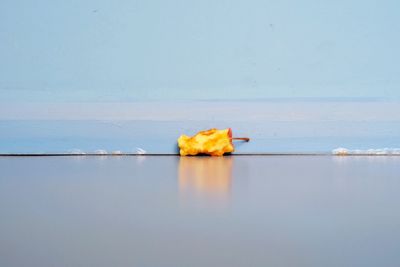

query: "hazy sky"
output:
1 0 399 102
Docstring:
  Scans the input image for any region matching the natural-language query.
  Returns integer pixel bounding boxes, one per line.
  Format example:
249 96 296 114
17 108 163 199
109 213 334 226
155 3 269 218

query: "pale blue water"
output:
0 120 399 154
0 100 399 154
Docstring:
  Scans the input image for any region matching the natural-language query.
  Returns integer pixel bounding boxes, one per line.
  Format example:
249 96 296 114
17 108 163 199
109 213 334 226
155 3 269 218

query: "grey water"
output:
1 156 400 267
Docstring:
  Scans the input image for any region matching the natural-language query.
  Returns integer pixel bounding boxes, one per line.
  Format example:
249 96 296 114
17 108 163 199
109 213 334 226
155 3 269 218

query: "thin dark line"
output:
0 153 399 157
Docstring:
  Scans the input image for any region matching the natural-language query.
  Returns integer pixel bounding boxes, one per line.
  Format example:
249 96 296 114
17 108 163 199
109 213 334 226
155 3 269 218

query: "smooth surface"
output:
1 156 400 267
1 0 400 102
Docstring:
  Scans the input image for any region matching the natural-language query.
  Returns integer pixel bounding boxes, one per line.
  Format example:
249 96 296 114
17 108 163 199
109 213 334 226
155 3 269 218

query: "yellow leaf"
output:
178 128 234 156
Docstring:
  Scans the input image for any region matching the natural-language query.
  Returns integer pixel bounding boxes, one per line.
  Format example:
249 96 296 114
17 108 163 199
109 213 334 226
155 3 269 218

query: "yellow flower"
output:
178 128 234 156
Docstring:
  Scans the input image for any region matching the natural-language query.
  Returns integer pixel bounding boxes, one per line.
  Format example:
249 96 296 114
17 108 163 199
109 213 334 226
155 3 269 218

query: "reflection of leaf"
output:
178 157 233 195
178 128 234 156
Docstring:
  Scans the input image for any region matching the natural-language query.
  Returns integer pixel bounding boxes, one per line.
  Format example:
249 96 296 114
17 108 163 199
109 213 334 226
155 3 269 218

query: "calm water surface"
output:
0 156 399 267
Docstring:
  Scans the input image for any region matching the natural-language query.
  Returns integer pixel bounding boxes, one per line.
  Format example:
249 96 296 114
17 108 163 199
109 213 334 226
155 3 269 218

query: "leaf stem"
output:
230 137 250 142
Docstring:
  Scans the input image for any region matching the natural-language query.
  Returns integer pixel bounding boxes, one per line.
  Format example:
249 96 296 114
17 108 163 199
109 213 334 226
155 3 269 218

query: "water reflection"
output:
178 156 233 205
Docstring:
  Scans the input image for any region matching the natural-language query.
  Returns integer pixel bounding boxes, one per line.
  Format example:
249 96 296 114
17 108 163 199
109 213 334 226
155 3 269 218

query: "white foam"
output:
68 149 86 155
332 147 400 155
332 147 349 155
136 148 147 155
94 149 108 155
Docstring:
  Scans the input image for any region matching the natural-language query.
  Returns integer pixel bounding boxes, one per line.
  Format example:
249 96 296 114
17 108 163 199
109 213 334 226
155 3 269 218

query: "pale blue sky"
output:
1 0 399 102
